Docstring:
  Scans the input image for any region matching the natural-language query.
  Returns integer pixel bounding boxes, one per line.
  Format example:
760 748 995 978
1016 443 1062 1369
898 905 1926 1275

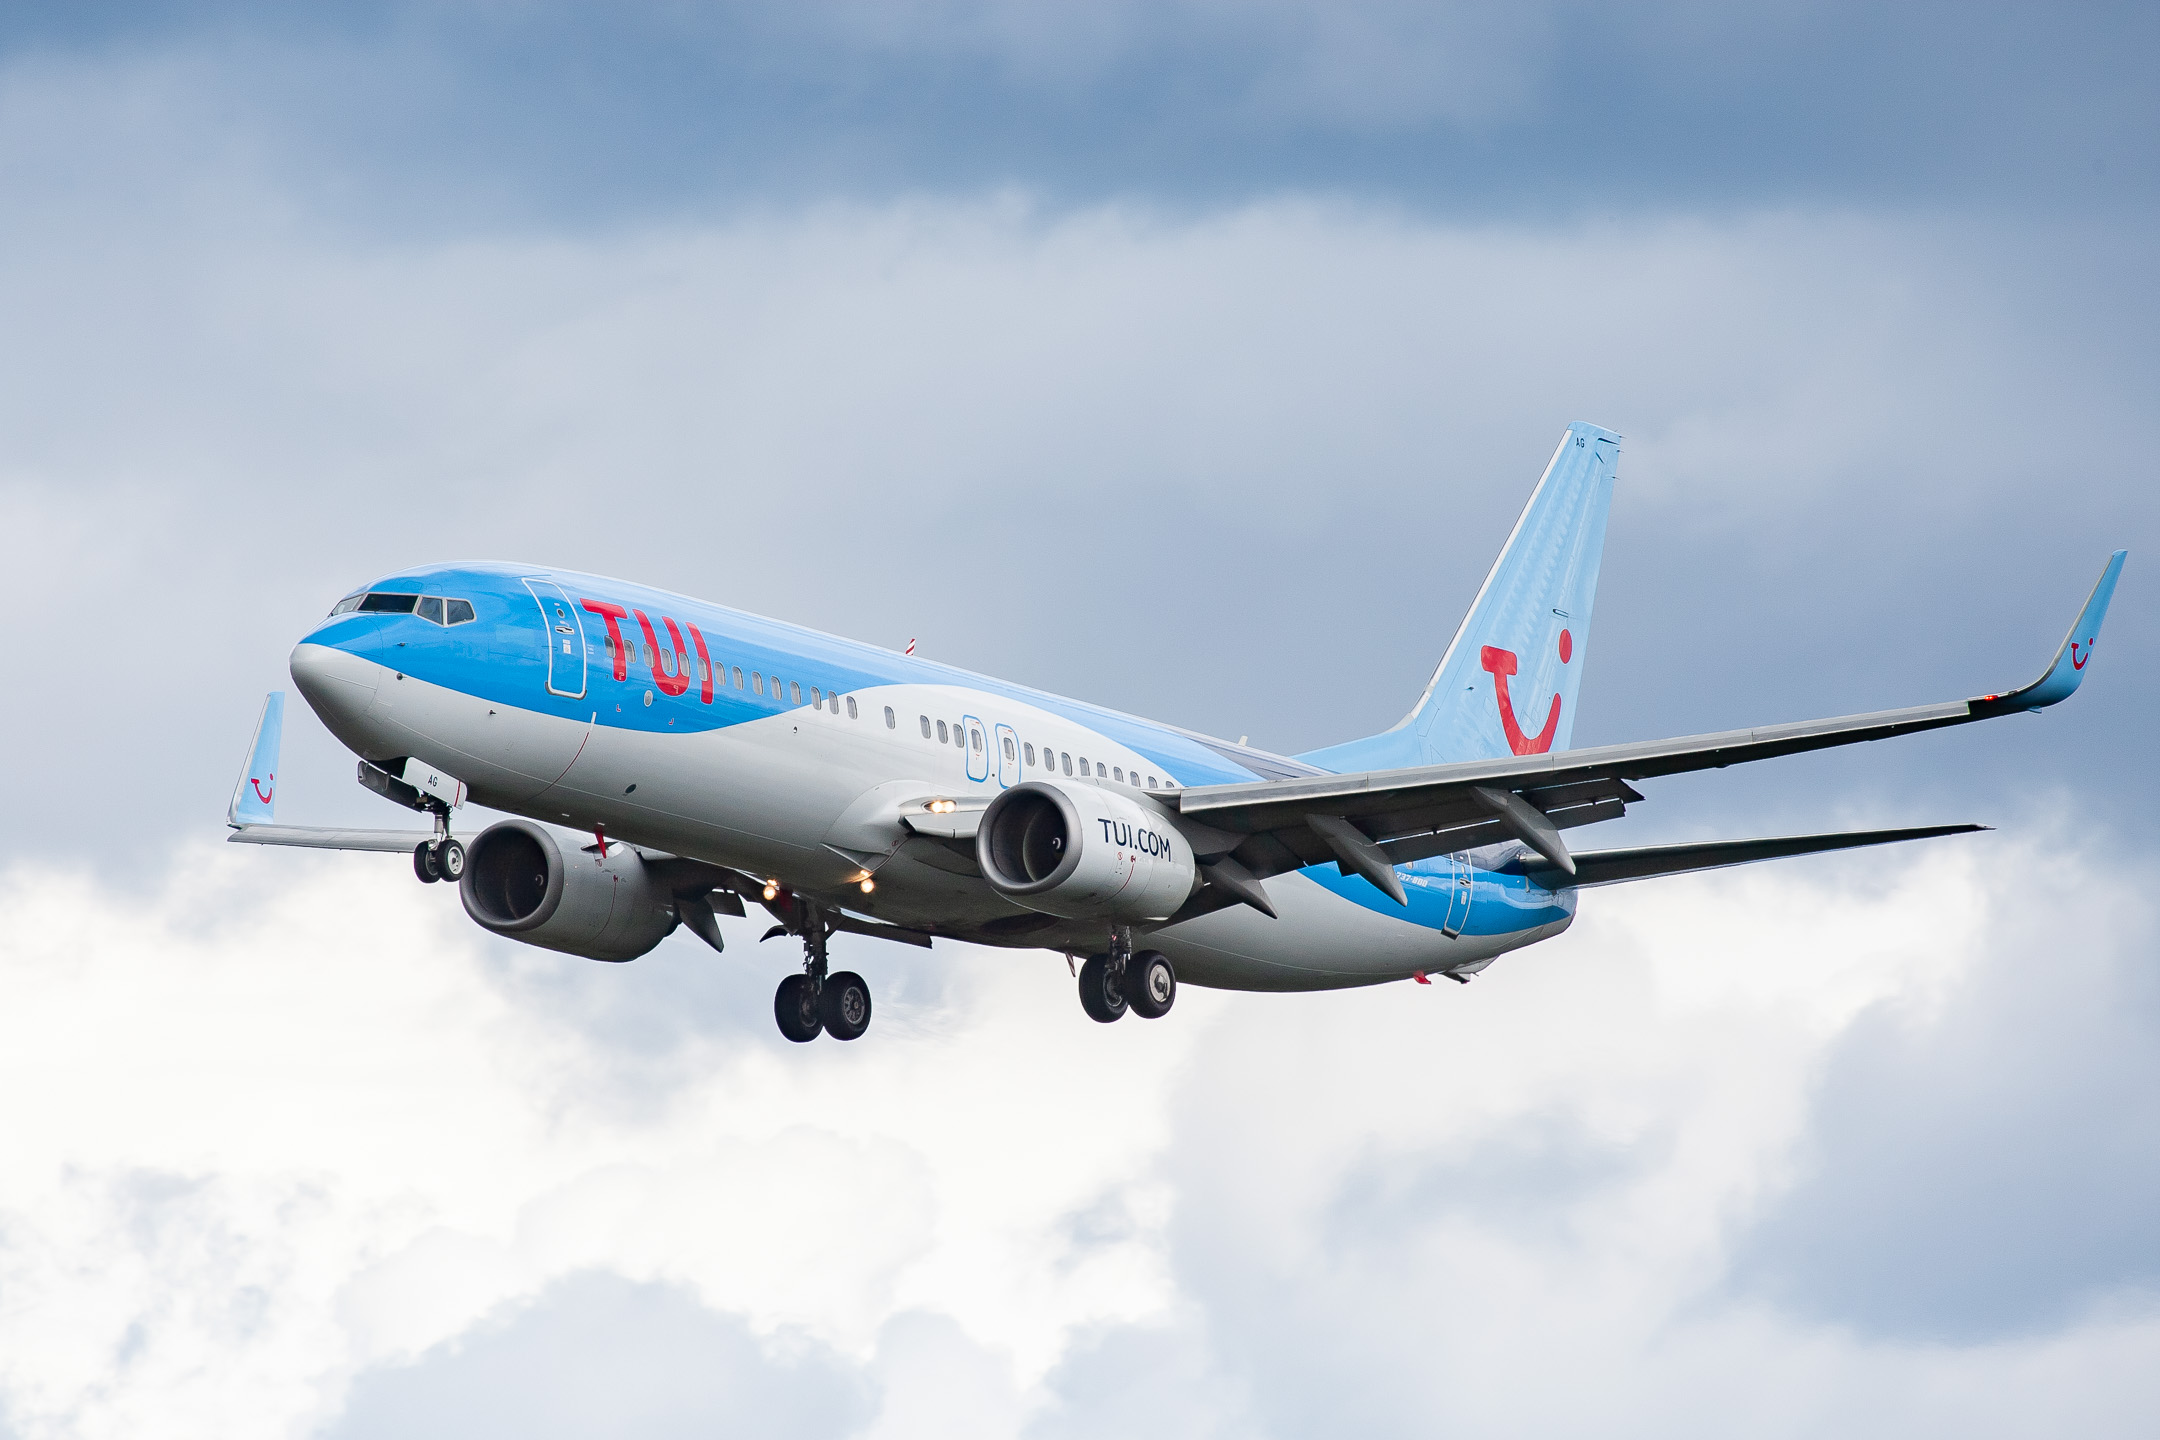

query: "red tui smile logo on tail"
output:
1481 630 1571 756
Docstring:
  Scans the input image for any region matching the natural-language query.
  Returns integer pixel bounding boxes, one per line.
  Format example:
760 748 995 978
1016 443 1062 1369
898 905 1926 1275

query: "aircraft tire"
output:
820 971 872 1040
413 841 441 884
438 838 466 882
1077 954 1127 1024
1124 951 1176 1019
775 974 824 1043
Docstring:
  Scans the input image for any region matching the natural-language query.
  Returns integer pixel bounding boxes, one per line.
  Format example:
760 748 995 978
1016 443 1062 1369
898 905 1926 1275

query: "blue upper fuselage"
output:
300 561 1286 788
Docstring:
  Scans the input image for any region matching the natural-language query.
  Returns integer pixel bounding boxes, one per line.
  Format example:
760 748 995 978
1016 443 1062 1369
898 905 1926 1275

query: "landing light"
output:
859 877 876 894
762 880 779 901
928 799 957 814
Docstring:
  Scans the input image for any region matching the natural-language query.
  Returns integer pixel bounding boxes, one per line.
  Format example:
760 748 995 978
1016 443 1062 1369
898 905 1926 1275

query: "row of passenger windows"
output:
908 712 1172 790
330 591 476 625
603 634 861 717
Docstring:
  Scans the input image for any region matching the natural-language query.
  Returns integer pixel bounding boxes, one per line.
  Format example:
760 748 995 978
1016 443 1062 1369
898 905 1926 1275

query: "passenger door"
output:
523 578 587 699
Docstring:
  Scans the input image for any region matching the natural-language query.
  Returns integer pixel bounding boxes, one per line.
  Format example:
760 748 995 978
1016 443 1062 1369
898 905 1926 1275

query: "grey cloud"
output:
324 1271 872 1440
1728 855 2160 1342
2 4 2155 227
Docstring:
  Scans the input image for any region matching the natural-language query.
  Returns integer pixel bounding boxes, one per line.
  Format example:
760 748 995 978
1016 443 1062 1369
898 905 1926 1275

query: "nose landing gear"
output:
411 801 464 883
769 900 874 1043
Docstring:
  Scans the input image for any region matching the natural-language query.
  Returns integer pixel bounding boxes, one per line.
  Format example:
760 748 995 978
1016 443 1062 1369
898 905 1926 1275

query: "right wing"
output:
1160 551 2124 892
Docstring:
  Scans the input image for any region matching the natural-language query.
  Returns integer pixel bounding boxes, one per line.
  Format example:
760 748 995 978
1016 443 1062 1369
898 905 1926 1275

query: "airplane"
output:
227 423 2125 1042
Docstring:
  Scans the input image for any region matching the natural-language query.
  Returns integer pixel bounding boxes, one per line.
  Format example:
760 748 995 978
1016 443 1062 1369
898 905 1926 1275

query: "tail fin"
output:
1302 422 1619 772
228 692 284 827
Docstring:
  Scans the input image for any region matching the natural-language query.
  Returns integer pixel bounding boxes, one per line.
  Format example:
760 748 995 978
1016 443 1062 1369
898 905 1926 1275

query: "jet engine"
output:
976 781 1198 923
459 818 677 962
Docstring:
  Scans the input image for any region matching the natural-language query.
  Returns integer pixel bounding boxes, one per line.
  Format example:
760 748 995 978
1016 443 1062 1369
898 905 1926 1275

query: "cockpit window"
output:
343 591 477 624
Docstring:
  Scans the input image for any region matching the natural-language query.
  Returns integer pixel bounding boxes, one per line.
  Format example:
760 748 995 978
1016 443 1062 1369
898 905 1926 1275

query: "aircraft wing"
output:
1161 551 2124 892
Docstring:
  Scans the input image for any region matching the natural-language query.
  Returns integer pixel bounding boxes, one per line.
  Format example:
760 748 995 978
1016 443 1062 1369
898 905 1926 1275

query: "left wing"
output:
226 691 433 853
1159 551 2124 894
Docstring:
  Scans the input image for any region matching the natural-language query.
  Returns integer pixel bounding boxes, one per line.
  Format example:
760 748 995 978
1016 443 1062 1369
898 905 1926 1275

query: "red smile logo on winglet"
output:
1482 631 1571 756
2071 638 2094 670
251 774 274 804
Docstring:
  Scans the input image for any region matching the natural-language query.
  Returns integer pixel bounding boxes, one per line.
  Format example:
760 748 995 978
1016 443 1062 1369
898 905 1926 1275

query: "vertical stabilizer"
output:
1302 423 1619 772
228 692 285 827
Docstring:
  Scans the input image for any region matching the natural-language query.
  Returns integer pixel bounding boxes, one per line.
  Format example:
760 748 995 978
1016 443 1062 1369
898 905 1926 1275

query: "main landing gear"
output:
411 802 464 884
772 901 873 1043
1077 928 1176 1024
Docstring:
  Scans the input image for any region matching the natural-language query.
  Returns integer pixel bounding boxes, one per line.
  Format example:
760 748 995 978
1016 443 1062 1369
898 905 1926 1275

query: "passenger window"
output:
1113 767 1123 782
732 667 744 689
358 592 419 614
937 720 949 743
752 672 764 695
1147 776 1157 788
848 696 859 719
445 598 475 625
920 715 932 738
1061 752 1073 775
1002 737 1014 759
810 687 821 706
972 730 984 753
790 682 802 705
1024 743 1036 766
1079 759 1090 776
883 705 895 727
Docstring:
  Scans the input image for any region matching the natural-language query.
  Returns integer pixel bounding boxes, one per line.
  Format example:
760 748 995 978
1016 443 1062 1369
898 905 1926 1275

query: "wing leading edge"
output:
1159 551 2126 897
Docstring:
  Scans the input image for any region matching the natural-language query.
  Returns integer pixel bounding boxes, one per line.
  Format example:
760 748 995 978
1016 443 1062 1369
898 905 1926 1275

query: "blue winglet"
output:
228 692 285 826
1980 551 2127 712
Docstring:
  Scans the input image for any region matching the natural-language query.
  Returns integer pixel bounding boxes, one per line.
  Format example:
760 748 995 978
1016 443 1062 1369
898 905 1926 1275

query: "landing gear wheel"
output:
437 838 466 882
1124 951 1176 1019
820 971 872 1040
413 841 441 884
775 974 823 1043
1078 954 1127 1023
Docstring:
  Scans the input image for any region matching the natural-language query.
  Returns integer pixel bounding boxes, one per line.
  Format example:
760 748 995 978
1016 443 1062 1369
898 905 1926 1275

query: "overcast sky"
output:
1 5 2155 1437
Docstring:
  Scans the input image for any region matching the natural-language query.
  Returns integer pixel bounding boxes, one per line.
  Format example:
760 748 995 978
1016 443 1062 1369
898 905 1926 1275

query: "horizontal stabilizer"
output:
1526 823 1988 889
228 825 432 853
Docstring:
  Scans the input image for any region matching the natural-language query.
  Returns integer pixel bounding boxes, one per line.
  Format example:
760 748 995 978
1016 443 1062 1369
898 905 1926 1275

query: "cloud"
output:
1 122 2153 863
0 831 2156 1436
3 3 2154 219
328 1272 872 1440
1730 833 2160 1340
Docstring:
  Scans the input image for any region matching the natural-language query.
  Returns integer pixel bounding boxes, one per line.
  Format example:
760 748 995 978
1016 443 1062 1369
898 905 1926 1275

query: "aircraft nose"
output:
290 641 381 739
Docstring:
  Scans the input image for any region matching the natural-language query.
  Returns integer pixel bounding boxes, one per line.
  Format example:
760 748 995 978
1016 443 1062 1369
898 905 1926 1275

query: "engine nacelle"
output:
459 818 677 962
976 781 1198 923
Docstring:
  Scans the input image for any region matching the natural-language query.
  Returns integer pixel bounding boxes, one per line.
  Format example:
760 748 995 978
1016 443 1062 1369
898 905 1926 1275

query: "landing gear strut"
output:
771 900 873 1043
411 802 464 884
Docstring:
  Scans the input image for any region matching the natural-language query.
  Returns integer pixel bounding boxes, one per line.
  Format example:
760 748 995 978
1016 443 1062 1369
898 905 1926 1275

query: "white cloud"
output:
0 833 2153 1437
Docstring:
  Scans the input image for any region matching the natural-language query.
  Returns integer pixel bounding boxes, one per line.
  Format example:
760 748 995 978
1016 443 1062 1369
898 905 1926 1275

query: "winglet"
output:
228 692 285 827
1977 551 2127 712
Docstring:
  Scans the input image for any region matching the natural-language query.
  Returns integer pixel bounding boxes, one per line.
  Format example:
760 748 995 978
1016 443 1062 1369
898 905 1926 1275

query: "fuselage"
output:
290 562 1576 989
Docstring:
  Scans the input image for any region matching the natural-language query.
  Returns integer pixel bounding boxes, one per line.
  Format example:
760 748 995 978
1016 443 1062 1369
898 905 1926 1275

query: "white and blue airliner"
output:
230 424 2125 1042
